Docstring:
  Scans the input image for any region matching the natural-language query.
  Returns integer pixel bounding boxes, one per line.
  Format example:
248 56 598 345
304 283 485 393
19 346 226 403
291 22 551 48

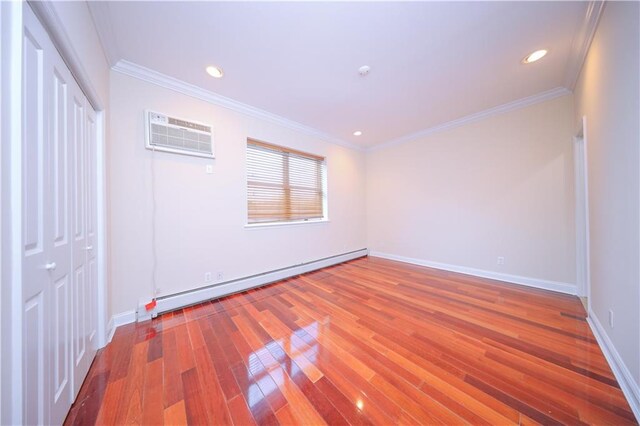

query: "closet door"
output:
22 3 98 424
69 76 97 398
22 5 73 425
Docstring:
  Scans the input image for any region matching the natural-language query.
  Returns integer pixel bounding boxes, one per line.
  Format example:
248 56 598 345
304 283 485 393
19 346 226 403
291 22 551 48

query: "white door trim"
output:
574 115 591 307
95 110 107 349
2 2 25 424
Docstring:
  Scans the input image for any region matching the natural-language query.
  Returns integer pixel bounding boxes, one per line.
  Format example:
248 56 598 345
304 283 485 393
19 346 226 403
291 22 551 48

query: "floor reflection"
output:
245 319 324 409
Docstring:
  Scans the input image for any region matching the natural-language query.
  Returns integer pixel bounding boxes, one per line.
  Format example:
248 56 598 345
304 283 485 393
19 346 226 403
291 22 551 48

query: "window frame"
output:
245 138 328 227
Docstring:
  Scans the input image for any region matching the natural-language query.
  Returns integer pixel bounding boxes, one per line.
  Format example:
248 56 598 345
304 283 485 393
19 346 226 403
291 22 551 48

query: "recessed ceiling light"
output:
206 65 224 78
353 130 363 136
522 49 548 64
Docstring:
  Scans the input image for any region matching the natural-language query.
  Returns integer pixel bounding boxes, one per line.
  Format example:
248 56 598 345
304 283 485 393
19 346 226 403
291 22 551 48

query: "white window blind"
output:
247 139 326 224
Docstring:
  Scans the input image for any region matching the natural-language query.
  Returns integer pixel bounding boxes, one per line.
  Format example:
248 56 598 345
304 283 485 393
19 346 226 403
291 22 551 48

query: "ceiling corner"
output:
87 0 120 67
563 0 606 91
368 86 573 153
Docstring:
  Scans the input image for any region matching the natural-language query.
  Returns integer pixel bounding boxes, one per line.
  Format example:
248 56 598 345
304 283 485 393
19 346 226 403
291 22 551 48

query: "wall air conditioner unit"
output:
145 110 214 158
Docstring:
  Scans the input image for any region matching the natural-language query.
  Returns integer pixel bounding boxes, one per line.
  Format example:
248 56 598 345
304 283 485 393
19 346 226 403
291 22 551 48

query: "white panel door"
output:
48 35 74 426
69 76 96 399
22 9 49 423
22 4 98 424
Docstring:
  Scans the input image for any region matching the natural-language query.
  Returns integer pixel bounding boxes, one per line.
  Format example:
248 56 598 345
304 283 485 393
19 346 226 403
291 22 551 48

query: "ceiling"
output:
90 1 590 148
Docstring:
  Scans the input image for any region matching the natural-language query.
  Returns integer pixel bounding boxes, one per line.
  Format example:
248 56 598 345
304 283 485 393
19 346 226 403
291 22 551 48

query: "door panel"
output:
49 50 73 425
23 293 45 426
22 29 44 258
71 97 84 378
88 260 97 342
73 265 86 367
72 97 84 243
51 70 68 248
52 275 69 402
86 109 98 347
22 10 49 425
70 88 93 397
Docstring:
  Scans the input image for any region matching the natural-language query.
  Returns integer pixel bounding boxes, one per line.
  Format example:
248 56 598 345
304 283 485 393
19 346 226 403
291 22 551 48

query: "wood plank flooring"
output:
64 256 637 425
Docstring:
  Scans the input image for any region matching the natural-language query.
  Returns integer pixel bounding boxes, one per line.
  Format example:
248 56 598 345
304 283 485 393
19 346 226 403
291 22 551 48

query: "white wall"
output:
574 1 640 390
367 95 577 290
108 71 367 316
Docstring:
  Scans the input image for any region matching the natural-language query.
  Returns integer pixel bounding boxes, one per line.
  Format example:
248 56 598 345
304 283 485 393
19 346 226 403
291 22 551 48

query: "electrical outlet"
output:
204 272 212 283
497 256 505 265
206 165 213 174
608 309 614 328
216 272 224 282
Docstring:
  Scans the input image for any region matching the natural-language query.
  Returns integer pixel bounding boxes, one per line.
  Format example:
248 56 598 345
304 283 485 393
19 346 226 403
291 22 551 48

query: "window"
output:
247 139 326 224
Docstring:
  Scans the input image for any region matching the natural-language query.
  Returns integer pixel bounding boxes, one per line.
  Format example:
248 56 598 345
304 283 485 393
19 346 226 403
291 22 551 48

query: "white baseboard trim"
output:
153 249 368 316
587 310 640 422
369 251 577 295
106 310 136 343
105 250 367 340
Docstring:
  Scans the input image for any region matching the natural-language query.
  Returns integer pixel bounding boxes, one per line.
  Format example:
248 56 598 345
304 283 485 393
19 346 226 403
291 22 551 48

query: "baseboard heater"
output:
138 248 368 321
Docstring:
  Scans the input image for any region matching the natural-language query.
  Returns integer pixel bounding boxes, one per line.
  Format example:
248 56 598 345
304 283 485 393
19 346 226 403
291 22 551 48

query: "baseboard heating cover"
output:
141 248 368 320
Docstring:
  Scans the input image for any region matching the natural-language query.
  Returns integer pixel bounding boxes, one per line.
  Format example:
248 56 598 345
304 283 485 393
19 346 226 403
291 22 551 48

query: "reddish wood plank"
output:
227 395 258 426
163 400 188 425
192 345 234 425
93 378 125 425
114 340 147 424
142 358 164 426
162 329 184 408
201 326 242 401
274 404 298 425
182 367 212 425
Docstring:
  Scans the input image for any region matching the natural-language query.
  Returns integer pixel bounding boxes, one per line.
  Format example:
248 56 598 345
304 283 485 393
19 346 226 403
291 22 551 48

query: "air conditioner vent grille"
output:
167 117 211 133
145 110 214 158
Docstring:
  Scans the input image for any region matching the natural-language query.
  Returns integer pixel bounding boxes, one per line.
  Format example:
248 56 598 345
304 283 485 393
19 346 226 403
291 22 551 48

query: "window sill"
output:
244 219 330 229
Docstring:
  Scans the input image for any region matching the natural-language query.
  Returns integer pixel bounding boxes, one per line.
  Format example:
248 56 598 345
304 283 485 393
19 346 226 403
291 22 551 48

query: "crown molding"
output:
103 1 598 153
87 1 120 68
564 0 605 90
112 60 363 152
370 87 572 152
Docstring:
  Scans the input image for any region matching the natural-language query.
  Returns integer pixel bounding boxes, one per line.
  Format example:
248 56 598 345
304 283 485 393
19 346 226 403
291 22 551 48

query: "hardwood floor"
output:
64 256 637 425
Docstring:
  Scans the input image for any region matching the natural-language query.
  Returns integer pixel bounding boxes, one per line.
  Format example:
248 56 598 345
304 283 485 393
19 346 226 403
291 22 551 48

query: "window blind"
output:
247 139 326 224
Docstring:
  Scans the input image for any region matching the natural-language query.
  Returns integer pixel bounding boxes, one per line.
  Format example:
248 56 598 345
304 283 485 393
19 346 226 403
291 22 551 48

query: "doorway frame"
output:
574 115 591 310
